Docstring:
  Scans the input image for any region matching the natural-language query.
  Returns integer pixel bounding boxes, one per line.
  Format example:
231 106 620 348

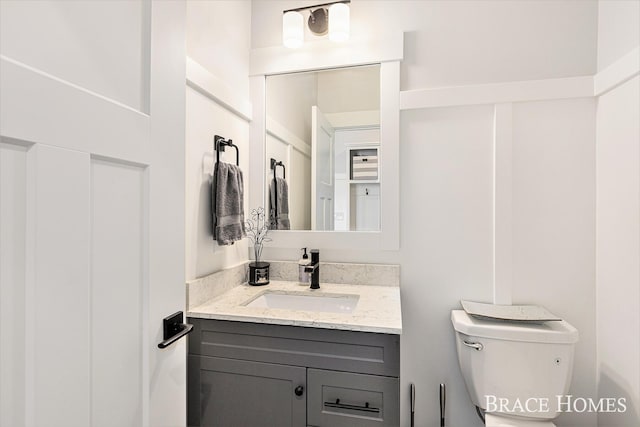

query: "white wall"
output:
187 0 251 102
595 2 640 425
185 86 251 279
185 1 252 280
267 72 317 143
252 1 599 426
511 98 597 427
266 66 379 143
317 66 380 113
398 105 496 427
596 75 640 427
596 0 640 71
251 0 597 89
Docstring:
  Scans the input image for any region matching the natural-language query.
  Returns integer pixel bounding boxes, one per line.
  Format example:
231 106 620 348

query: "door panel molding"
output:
0 55 150 165
25 144 91 427
0 140 28 427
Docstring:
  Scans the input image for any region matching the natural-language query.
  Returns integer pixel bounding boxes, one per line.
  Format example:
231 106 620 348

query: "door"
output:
311 106 335 231
0 2 186 427
188 356 306 427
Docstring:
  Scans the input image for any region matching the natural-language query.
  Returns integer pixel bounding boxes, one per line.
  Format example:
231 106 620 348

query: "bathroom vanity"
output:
187 319 399 427
186 267 402 427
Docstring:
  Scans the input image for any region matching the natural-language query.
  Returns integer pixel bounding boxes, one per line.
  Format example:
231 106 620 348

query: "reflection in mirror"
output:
266 64 381 231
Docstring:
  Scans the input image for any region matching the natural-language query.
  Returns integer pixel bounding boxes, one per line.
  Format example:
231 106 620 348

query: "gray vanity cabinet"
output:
187 318 400 427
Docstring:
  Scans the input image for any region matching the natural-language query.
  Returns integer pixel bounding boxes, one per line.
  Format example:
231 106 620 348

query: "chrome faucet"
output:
304 249 320 289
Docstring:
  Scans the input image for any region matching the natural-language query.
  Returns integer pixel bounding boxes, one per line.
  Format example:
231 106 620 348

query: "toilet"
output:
451 310 579 427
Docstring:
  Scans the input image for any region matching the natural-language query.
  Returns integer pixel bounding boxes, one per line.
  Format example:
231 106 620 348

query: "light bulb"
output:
329 3 349 42
283 11 303 48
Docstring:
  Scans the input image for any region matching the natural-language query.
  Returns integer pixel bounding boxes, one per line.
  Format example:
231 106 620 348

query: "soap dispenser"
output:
298 248 311 285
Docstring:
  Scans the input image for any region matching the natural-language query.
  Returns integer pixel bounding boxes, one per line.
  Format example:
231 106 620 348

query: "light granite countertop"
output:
187 280 402 335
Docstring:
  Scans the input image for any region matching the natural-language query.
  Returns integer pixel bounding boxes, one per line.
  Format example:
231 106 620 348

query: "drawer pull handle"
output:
324 399 380 414
294 386 304 396
463 340 483 351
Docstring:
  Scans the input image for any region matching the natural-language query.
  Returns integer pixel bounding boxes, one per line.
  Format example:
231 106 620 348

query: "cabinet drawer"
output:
189 318 399 377
307 369 399 427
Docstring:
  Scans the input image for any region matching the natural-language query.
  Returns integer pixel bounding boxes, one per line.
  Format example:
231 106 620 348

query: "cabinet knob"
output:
294 385 304 396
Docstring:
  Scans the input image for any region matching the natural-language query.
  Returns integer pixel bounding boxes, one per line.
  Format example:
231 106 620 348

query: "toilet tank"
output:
451 310 579 420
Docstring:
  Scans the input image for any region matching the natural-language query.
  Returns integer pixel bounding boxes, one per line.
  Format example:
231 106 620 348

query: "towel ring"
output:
214 135 239 166
270 158 286 179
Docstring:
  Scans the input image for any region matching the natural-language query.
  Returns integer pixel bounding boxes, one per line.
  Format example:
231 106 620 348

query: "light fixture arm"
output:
283 0 350 14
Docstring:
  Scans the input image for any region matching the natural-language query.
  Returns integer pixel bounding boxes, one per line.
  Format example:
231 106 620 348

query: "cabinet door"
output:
307 369 399 427
188 355 306 427
351 184 380 231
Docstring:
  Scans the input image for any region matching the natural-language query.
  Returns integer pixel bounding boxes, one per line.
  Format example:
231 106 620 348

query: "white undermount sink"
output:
245 291 359 314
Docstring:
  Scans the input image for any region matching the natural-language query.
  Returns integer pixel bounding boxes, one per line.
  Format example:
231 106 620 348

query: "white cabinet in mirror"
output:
265 65 380 231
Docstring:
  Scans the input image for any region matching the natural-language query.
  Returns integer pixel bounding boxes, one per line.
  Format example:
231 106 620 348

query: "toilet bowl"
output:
451 309 579 427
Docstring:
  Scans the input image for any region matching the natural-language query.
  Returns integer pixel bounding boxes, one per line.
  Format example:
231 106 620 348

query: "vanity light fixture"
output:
282 0 350 48
328 2 350 42
283 10 304 49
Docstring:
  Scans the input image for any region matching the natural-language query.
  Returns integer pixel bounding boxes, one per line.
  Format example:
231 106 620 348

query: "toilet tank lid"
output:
451 310 579 344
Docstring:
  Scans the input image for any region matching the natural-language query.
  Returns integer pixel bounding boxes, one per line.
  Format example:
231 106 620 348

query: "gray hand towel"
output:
269 177 290 230
212 162 246 245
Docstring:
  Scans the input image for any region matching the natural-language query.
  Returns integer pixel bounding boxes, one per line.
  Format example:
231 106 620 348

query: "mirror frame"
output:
249 33 403 250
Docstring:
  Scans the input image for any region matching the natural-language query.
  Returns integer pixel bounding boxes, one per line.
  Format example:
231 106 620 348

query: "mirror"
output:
265 65 381 231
